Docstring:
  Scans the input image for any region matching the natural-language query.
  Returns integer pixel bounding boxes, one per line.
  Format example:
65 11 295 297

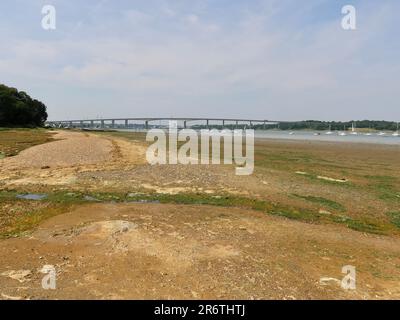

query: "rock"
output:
319 209 332 215
319 277 341 286
317 176 348 183
1 293 24 300
84 195 100 202
127 192 144 198
1 270 32 283
66 192 77 197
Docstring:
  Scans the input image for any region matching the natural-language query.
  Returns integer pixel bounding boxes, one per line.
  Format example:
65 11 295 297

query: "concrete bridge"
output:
45 117 280 130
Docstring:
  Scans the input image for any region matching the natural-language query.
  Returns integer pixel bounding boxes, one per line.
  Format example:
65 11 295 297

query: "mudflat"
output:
0 129 399 299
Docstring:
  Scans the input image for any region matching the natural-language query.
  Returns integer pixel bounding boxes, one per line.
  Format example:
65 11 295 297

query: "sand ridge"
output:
0 131 113 169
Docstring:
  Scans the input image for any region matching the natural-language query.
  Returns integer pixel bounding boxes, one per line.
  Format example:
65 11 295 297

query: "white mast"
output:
393 122 399 136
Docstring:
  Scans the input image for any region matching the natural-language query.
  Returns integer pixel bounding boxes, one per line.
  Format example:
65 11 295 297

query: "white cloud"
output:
0 0 399 120
123 9 153 24
163 8 176 18
184 14 199 25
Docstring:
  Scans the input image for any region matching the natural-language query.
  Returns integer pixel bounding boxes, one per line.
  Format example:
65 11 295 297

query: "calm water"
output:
16 194 48 200
115 129 400 146
254 131 400 145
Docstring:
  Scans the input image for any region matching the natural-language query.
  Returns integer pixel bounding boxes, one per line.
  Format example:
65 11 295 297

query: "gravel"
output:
1 131 113 169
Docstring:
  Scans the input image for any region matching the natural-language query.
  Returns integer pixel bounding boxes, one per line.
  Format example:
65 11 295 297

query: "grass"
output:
330 215 384 234
0 190 394 237
0 196 74 239
0 204 73 239
365 175 400 204
93 130 147 143
387 211 400 229
0 128 55 157
292 194 346 212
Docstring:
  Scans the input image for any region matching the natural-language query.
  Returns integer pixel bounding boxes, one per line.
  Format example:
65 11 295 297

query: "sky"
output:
0 0 399 121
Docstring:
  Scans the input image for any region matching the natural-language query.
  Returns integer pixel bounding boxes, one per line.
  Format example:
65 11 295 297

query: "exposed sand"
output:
0 130 147 187
0 130 399 300
0 203 399 300
0 131 113 169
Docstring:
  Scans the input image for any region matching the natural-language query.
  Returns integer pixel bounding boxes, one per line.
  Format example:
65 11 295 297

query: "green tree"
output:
0 84 48 127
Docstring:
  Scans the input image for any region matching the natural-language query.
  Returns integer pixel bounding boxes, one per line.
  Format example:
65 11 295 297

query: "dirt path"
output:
0 203 399 300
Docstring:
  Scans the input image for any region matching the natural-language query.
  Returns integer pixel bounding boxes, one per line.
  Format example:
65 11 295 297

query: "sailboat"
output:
350 122 358 135
325 124 333 135
393 123 399 137
338 125 347 136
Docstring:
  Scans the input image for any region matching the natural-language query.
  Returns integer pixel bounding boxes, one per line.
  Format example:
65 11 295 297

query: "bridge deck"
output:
46 117 282 129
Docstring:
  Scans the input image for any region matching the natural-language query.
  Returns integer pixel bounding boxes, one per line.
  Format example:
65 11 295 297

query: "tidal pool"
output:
16 194 48 201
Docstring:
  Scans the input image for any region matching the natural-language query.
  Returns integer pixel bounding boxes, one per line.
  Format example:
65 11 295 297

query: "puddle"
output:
16 194 48 201
15 193 159 204
84 195 101 202
126 199 160 204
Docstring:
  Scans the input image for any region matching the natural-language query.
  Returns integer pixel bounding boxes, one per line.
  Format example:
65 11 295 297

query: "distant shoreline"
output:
107 128 400 146
253 130 400 146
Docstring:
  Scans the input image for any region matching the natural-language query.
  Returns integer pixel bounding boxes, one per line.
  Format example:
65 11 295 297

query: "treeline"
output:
257 120 399 131
0 84 48 127
195 120 399 131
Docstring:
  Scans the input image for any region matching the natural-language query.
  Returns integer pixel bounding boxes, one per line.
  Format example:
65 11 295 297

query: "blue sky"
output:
0 0 399 121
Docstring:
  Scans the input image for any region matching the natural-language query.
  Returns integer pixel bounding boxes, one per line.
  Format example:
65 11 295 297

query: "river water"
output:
254 131 400 145
115 129 400 146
